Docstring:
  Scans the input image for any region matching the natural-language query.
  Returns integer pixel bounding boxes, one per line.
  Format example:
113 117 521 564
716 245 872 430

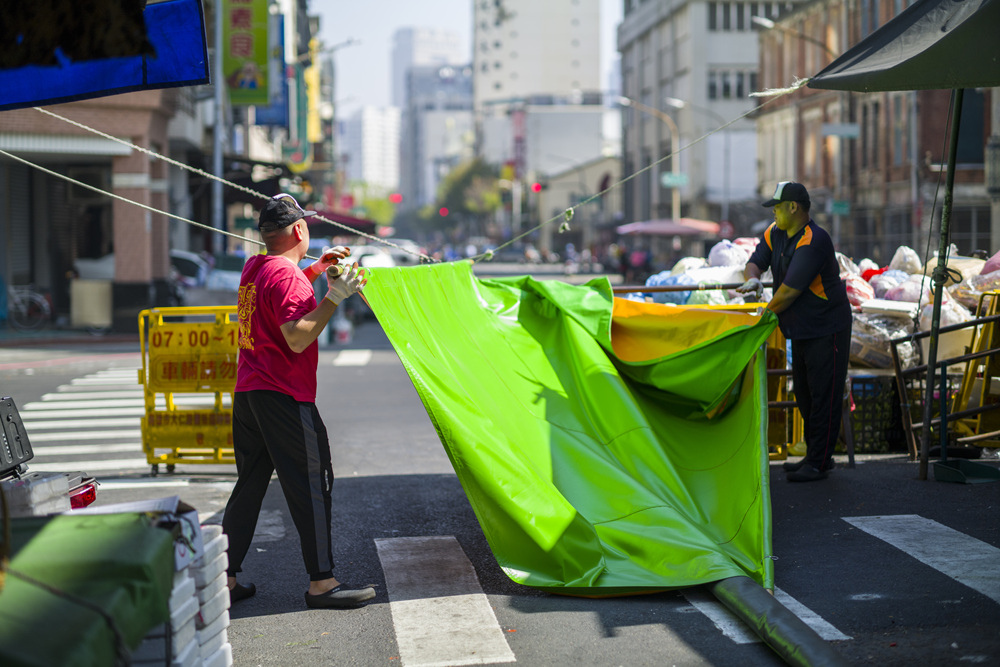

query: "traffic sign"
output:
660 172 689 188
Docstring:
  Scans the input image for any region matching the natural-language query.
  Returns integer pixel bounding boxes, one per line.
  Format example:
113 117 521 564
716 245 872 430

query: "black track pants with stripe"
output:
223 390 335 581
791 325 852 471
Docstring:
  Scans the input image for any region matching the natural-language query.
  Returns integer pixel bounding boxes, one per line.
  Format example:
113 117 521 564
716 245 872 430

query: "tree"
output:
419 158 501 234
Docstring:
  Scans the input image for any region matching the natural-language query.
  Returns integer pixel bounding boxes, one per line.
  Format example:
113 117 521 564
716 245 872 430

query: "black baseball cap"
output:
762 181 810 207
258 193 316 231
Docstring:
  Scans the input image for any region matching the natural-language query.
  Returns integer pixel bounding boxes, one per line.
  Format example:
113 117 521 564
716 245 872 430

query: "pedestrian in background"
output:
223 193 375 608
737 182 853 482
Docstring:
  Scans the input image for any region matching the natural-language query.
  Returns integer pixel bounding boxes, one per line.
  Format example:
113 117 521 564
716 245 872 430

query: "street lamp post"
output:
665 97 729 223
752 15 848 245
751 16 836 58
618 96 681 222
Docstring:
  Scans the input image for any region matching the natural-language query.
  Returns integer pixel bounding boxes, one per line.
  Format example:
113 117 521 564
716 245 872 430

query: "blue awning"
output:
0 0 209 112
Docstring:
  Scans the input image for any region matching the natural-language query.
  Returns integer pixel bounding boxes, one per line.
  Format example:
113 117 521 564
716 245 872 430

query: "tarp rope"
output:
19 82 804 265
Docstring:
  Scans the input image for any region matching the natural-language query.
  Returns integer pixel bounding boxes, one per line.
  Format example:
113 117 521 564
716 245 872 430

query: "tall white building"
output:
401 65 475 210
392 28 465 108
473 0 601 110
341 106 401 194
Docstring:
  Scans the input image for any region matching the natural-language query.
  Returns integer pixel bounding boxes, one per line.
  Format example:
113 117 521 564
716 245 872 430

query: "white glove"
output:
324 262 365 305
736 277 763 299
312 245 349 272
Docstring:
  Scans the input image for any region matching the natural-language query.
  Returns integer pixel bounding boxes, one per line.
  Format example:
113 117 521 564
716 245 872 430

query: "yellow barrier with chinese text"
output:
138 306 239 473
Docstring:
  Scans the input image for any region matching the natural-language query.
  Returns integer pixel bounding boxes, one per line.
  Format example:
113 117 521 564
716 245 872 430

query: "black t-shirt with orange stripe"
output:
748 220 852 340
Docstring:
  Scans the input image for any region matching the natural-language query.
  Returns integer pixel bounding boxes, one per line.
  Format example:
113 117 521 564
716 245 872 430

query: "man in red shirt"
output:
223 193 373 609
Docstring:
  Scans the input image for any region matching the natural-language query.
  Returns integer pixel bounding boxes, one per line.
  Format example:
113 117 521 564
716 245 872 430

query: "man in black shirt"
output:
737 182 853 482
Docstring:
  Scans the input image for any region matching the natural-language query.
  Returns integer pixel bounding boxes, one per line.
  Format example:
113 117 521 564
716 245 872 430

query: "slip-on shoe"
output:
229 582 256 604
782 458 836 473
787 463 828 482
305 584 376 609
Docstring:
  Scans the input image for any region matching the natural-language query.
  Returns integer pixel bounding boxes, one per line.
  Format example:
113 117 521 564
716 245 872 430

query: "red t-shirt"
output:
235 254 318 402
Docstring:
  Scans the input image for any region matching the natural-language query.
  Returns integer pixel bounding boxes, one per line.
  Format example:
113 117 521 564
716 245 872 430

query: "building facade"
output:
341 106 402 195
618 0 803 230
755 0 995 263
0 92 180 330
472 0 601 112
400 65 475 211
392 27 466 109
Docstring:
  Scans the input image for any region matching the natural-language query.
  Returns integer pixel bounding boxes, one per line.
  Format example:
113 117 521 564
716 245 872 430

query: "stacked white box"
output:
194 525 232 667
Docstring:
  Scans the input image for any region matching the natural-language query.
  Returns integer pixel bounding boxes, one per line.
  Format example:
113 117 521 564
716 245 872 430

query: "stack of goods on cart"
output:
624 240 1000 372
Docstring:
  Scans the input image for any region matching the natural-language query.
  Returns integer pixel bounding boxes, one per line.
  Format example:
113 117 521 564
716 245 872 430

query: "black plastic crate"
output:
848 376 907 453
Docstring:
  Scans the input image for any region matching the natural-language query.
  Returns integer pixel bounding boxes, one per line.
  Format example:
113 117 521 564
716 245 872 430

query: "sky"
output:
313 0 623 118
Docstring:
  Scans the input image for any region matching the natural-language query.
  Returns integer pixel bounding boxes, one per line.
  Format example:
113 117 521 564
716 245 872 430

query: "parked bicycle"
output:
6 284 51 331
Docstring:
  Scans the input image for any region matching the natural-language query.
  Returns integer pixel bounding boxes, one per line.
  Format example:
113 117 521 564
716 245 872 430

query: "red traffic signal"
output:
439 207 449 217
531 182 542 193
389 193 403 204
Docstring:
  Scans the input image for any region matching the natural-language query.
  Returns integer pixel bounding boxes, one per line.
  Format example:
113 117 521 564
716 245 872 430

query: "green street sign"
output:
660 172 689 188
830 200 851 216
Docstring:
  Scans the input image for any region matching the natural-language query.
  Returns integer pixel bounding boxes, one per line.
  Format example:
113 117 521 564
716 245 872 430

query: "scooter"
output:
1 396 99 516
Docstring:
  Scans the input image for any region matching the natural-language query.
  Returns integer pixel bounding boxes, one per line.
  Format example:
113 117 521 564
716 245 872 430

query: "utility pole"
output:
212 0 225 255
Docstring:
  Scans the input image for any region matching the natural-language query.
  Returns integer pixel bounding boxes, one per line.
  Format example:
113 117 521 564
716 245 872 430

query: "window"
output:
736 3 746 30
708 71 718 99
735 71 745 99
708 2 717 30
860 105 869 169
721 71 731 98
892 96 904 166
722 2 732 30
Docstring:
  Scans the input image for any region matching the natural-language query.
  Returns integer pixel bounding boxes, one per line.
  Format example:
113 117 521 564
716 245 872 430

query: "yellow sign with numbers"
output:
138 306 239 475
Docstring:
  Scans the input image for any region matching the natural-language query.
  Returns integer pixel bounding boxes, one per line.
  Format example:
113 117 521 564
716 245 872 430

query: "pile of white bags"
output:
625 240 998 370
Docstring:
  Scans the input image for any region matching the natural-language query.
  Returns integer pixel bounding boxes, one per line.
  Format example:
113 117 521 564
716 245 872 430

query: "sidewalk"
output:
0 325 138 347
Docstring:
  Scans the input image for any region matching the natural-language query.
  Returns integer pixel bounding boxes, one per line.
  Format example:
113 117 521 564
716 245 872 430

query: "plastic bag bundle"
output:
857 258 880 274
889 246 922 274
707 240 751 267
972 269 1000 293
732 237 760 255
645 271 696 304
850 313 917 369
885 275 933 303
919 299 971 332
869 272 903 299
842 272 875 306
670 256 707 275
687 283 728 305
982 249 1000 276
837 252 860 276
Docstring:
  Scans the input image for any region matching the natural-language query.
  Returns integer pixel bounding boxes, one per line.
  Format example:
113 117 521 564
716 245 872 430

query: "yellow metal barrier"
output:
138 306 239 475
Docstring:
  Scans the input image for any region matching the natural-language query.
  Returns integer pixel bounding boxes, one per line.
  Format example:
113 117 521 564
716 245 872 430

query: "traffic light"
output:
531 182 542 193
389 193 403 204
439 207 449 217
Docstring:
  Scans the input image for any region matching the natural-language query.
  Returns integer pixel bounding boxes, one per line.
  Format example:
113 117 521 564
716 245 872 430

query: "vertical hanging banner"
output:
223 0 269 106
283 63 313 173
304 39 322 144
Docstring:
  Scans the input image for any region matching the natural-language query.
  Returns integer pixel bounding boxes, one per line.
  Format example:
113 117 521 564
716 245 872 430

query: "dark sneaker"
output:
305 584 376 609
229 582 256 604
787 464 828 482
782 458 836 473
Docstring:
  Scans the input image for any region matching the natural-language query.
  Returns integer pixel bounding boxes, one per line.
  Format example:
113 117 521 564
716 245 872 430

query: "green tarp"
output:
363 261 778 594
0 513 174 667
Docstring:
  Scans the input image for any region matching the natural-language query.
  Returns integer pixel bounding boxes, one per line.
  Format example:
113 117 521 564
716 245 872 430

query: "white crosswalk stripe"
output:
844 514 1000 606
20 366 160 477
